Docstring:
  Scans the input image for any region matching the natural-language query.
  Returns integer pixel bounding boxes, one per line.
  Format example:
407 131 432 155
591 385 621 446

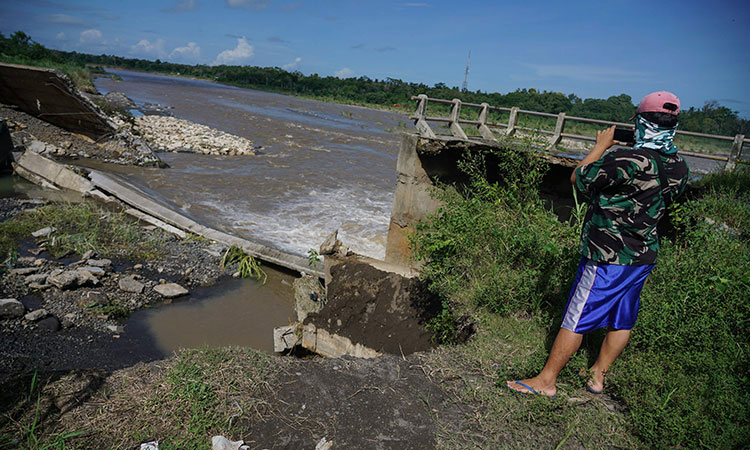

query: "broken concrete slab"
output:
0 63 114 140
273 325 300 353
16 151 94 194
300 324 381 359
88 169 321 277
124 208 186 238
308 254 440 355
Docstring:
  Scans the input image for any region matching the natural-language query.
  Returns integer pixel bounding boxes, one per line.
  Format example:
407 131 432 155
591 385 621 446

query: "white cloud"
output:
334 67 354 78
283 57 301 70
131 38 167 59
212 37 254 65
79 29 103 43
226 0 268 9
526 64 649 82
163 0 199 13
170 42 201 61
47 14 85 25
56 32 66 41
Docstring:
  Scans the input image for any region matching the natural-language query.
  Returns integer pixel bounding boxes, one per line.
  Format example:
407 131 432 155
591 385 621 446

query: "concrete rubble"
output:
133 116 258 155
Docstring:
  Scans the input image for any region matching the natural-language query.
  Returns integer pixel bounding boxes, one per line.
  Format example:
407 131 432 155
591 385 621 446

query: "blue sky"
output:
2 0 749 117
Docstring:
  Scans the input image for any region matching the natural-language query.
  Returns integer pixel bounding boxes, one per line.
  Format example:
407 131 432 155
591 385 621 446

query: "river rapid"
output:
95 69 407 260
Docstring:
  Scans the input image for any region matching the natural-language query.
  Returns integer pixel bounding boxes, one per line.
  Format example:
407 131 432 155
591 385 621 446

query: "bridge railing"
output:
409 94 748 170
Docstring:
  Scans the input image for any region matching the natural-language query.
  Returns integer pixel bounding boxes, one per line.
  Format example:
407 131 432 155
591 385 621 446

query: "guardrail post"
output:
413 94 436 138
449 99 469 140
477 103 498 142
725 134 745 171
505 106 519 136
549 112 566 149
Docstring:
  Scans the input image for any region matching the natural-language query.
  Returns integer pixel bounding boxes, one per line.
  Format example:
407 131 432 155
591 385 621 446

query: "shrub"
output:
410 138 580 318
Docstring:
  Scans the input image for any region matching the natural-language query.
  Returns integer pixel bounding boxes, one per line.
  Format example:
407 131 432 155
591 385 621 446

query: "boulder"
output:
118 276 144 294
37 316 60 332
24 273 48 285
78 266 105 275
48 270 80 289
60 313 77 328
153 283 189 298
24 309 47 322
0 298 25 318
75 269 100 286
8 267 39 276
85 291 109 306
86 258 112 269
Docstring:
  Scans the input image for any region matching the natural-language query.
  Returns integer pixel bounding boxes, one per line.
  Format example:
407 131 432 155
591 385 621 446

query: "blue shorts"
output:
561 257 654 334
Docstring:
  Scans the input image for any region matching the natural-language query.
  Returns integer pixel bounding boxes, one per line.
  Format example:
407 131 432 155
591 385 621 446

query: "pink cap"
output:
636 91 680 116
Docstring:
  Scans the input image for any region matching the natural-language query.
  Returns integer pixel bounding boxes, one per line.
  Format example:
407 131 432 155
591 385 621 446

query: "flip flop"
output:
578 372 602 394
507 380 557 398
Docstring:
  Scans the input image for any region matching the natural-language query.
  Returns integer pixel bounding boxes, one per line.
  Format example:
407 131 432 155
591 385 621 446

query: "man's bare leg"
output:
506 328 582 397
585 329 631 392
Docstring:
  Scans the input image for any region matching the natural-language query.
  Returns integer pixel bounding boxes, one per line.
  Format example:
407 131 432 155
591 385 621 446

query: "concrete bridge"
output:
383 95 749 267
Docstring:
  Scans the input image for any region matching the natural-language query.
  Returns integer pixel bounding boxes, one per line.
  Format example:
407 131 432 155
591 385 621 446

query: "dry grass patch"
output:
2 347 285 450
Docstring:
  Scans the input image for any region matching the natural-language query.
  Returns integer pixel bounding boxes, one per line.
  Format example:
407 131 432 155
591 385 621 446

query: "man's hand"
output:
571 125 618 184
596 125 617 149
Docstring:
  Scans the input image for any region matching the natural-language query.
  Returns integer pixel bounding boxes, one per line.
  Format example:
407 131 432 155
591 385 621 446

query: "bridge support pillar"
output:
478 103 498 142
726 134 745 171
505 107 519 136
550 112 566 149
449 99 469 140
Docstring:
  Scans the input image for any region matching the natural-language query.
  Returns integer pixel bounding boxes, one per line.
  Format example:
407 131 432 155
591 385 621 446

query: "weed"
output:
220 245 266 284
0 202 165 262
306 248 320 268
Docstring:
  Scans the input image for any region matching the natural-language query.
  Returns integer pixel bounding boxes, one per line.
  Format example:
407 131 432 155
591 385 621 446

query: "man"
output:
506 91 689 397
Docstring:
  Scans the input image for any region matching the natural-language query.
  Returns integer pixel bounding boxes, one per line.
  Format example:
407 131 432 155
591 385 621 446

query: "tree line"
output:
2 31 748 136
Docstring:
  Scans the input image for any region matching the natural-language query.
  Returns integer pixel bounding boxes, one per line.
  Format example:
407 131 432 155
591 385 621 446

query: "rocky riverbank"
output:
0 197 232 381
132 115 259 155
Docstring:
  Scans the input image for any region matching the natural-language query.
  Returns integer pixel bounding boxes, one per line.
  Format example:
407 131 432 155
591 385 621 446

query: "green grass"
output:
0 202 165 263
410 140 750 447
220 245 267 284
0 55 95 92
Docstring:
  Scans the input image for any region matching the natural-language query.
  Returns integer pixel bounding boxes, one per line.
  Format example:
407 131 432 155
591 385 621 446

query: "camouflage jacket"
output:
574 147 689 265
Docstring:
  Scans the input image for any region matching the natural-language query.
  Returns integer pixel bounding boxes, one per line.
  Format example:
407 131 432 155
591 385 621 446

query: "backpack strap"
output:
648 149 672 209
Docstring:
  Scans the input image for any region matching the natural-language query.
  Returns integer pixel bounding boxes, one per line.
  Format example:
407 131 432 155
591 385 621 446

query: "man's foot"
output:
505 378 557 397
579 368 606 394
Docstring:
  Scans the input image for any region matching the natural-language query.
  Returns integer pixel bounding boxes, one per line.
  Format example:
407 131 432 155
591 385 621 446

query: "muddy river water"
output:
95 69 406 260
93 70 403 356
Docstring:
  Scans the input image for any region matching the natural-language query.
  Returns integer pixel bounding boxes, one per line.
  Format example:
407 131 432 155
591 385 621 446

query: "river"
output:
94 69 407 260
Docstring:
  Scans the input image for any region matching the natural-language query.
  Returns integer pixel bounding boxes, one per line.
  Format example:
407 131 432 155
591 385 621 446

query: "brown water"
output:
95 69 406 260
126 268 296 354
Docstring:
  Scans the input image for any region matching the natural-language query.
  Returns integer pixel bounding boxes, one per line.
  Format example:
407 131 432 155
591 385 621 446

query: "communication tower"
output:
461 51 471 92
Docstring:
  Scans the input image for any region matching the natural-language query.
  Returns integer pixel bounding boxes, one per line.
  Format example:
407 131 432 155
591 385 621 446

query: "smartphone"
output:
613 128 634 144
